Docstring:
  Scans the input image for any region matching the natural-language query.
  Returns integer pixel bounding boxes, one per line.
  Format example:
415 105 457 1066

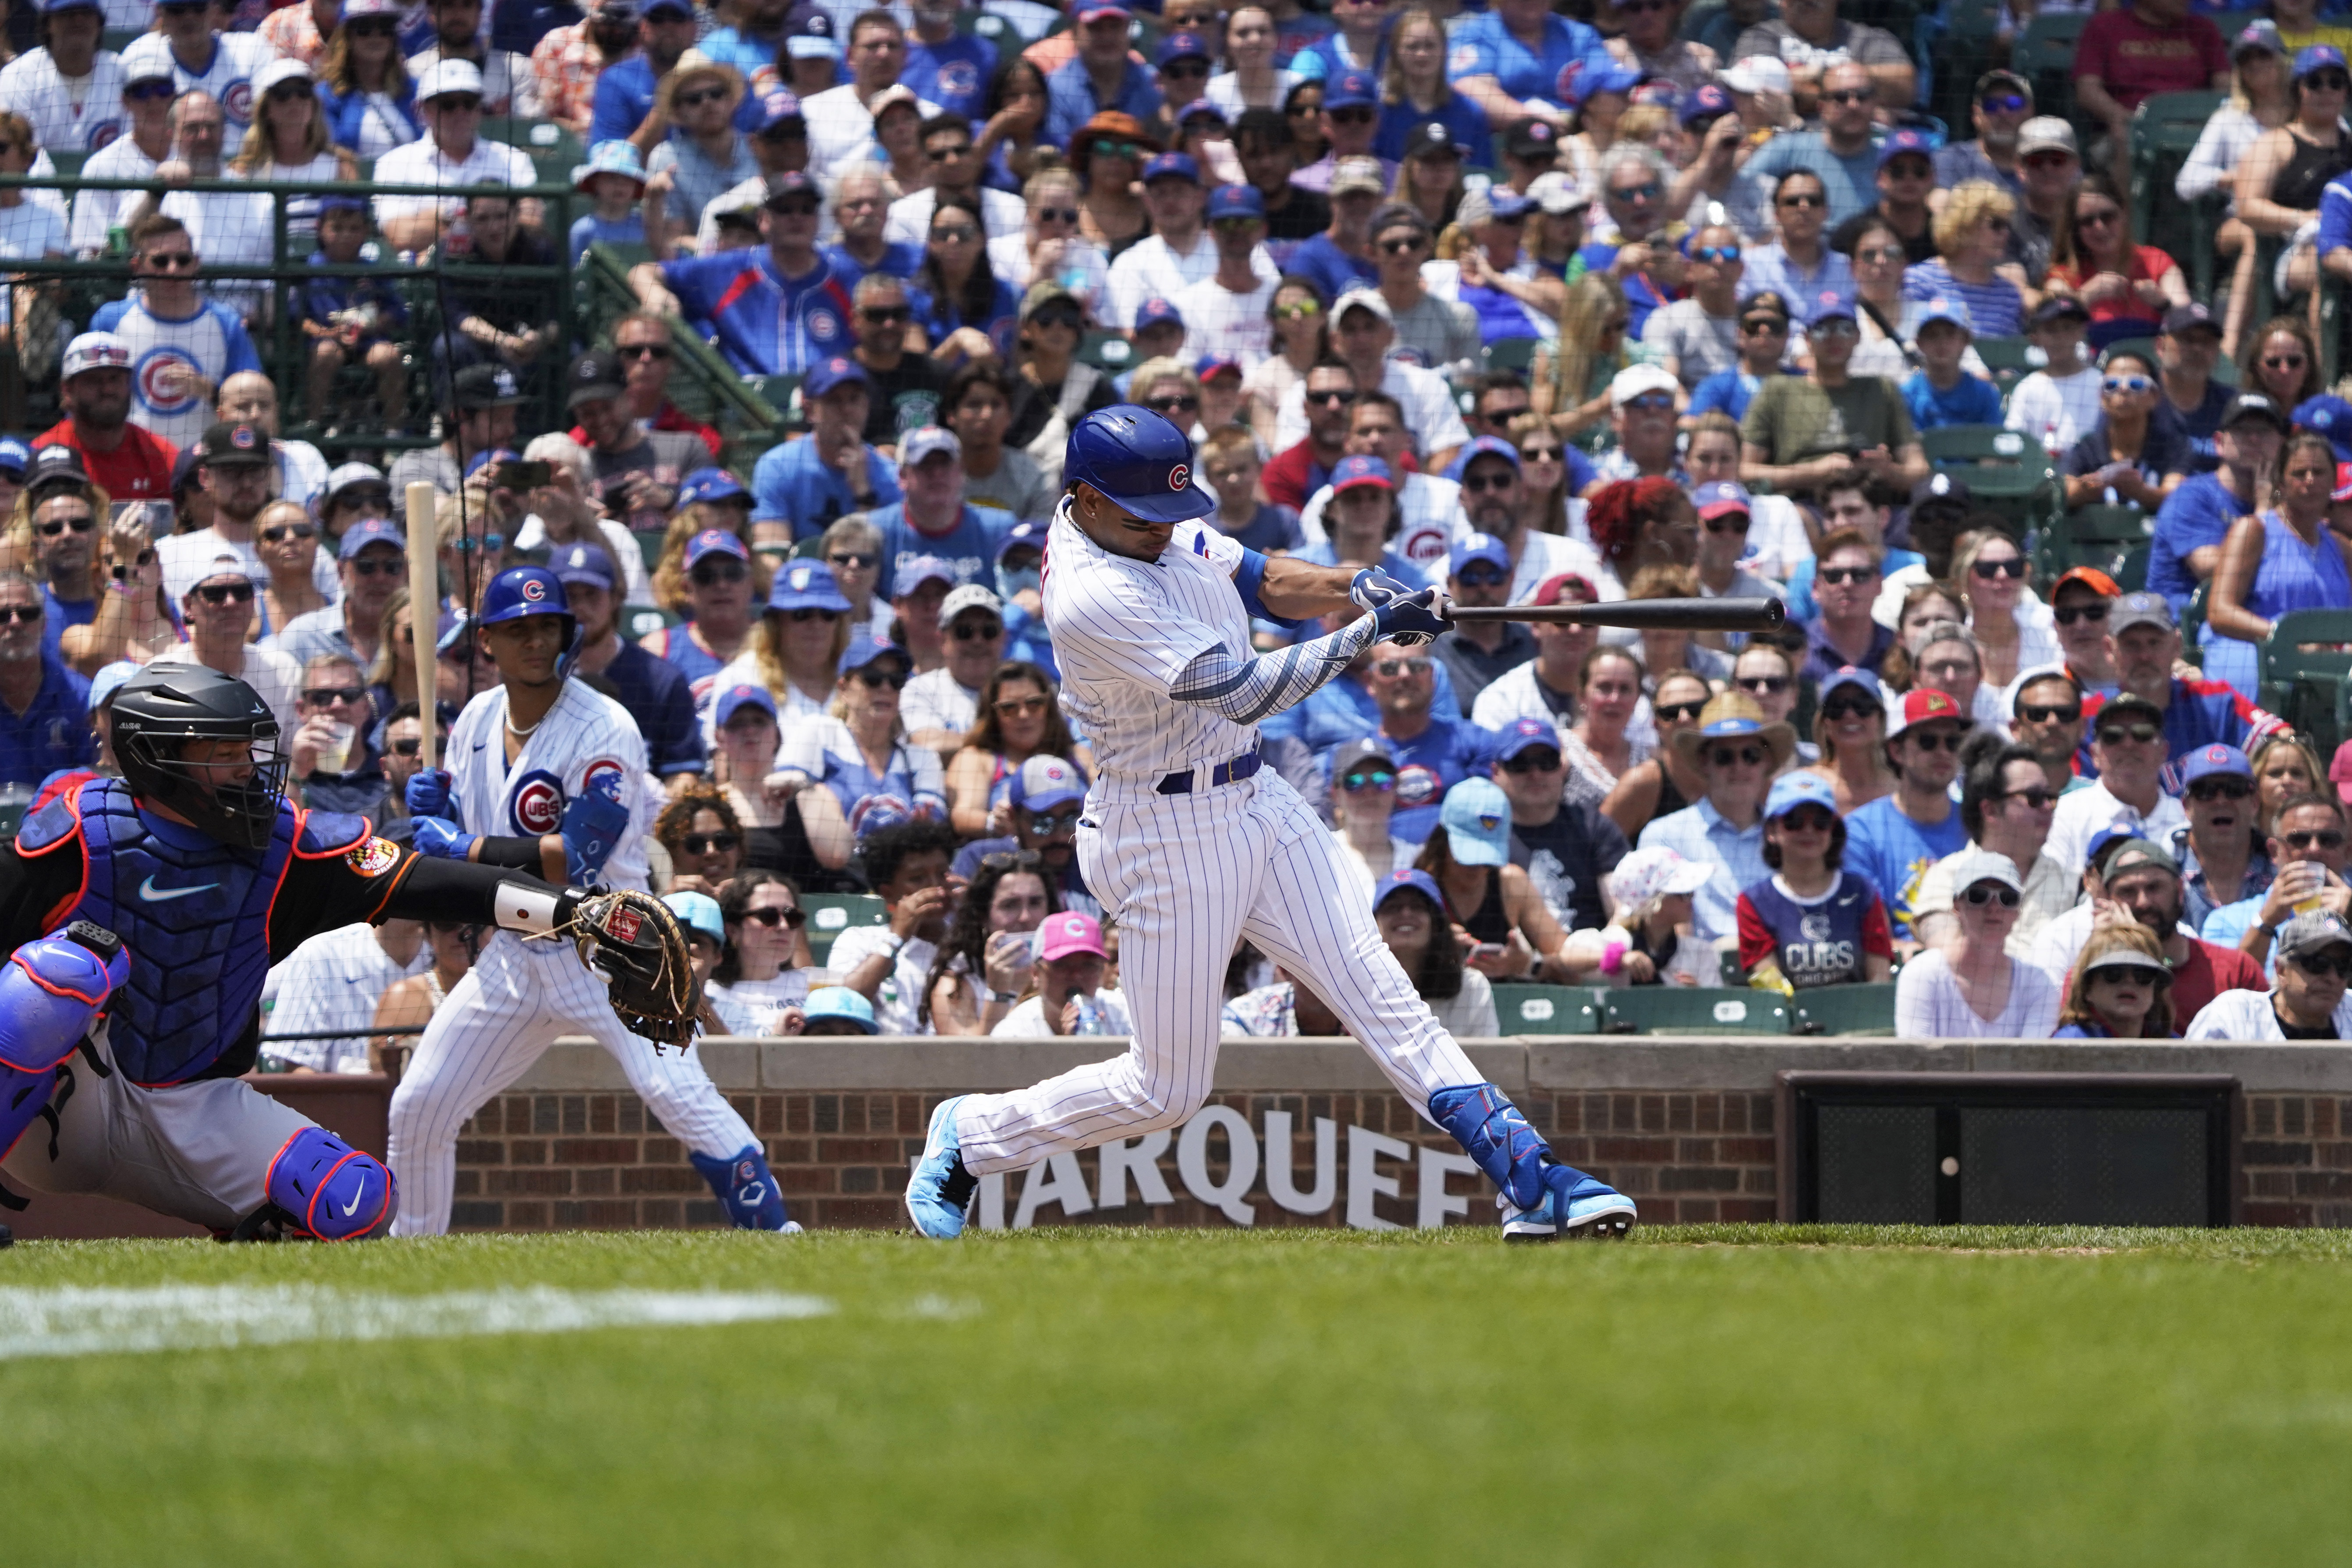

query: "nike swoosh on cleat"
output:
341 1181 365 1217
138 876 219 902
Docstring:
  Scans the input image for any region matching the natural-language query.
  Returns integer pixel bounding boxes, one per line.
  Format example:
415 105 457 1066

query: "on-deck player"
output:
0 664 636 1242
388 565 800 1237
905 408 1638 1241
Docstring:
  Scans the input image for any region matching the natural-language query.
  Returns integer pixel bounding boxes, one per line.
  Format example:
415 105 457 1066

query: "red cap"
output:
2052 565 2121 599
1534 571 1596 607
2332 738 2352 804
1897 688 1963 731
2334 461 2352 503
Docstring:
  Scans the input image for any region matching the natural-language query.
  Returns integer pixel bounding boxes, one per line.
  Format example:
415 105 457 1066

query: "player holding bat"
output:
905 406 1647 1243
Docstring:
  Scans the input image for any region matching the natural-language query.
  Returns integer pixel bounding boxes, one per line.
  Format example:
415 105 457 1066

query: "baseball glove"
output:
566 889 705 1051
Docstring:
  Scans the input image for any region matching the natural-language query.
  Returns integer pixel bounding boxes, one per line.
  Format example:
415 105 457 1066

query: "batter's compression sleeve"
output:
1167 611 1380 724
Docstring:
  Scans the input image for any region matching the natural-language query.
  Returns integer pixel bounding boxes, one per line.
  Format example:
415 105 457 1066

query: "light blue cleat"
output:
1500 1165 1638 1243
905 1095 979 1239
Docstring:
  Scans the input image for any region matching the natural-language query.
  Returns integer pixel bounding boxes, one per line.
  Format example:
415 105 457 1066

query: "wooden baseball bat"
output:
404 481 438 772
1446 596 1788 634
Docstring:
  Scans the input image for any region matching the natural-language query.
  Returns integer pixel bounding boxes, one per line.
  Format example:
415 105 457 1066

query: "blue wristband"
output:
1233 546 1303 628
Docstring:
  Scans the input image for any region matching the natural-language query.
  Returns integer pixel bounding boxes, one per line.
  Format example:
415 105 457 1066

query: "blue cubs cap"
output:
643 0 693 16
1806 290 1858 329
1207 182 1264 220
1135 296 1185 334
892 553 956 597
1692 479 1752 520
1765 770 1839 820
1877 128 1934 168
803 355 868 398
464 445 520 479
2086 818 2151 875
663 890 726 944
1568 60 1642 107
1681 82 1733 124
754 89 805 132
678 467 749 507
766 558 852 614
1915 295 1975 334
802 985 878 1033
685 527 751 568
1493 716 1562 762
2295 43 2348 78
714 682 776 727
1817 665 1882 709
996 520 1046 560
1440 777 1512 867
2295 394 2352 461
837 631 912 679
2182 742 2254 785
1157 29 1209 64
1487 187 1533 221
1330 453 1393 492
318 193 369 217
784 2 839 57
337 516 405 561
1324 71 1377 110
1195 352 1243 382
1457 433 1522 471
1449 531 1510 576
550 541 616 590
1012 753 1086 811
1062 406 1214 524
0 436 35 479
1373 867 1446 913
1141 151 1199 184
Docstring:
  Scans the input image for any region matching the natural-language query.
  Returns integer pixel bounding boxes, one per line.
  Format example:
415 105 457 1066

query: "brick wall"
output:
2239 1094 2352 1227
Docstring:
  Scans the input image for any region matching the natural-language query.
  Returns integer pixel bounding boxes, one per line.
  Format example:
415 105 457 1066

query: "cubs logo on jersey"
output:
219 78 254 127
580 757 626 802
86 117 122 150
135 346 202 418
1394 763 1445 811
934 60 980 101
1554 60 1583 101
509 768 566 835
1449 44 1479 73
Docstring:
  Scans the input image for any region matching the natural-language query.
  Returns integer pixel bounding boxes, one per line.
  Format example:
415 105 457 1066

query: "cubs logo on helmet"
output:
509 768 566 835
521 576 547 602
1168 463 1188 490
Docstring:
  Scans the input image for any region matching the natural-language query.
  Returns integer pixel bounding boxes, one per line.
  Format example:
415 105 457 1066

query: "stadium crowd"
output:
0 0 2349 1049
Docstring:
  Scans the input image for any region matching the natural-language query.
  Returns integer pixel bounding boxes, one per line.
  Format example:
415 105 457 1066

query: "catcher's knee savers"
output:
264 1125 397 1240
0 923 130 1167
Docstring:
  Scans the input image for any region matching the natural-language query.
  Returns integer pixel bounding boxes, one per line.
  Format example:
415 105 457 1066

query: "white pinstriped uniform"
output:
952 504 1485 1174
386 677 758 1236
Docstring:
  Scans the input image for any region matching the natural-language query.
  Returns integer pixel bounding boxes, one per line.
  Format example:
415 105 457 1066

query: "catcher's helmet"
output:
109 663 287 850
476 564 581 675
1063 406 1216 524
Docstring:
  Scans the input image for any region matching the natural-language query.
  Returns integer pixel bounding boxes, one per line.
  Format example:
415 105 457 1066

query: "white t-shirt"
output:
827 923 936 1035
1273 357 1469 460
901 667 979 740
263 922 432 1073
370 134 537 225
2184 985 2352 1040
2045 780 2187 878
708 968 812 1035
147 642 304 744
68 132 159 254
990 985 1134 1036
1174 271 1278 371
1893 946 2062 1038
0 49 128 155
1202 69 1297 120
2005 365 2103 456
801 83 944 182
1103 227 1277 331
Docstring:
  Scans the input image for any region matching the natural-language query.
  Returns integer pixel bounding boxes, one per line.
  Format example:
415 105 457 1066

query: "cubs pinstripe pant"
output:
955 769 1484 1173
386 931 759 1236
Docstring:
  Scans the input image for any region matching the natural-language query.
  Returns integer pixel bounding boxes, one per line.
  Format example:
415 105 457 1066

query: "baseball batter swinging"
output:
906 408 1637 1241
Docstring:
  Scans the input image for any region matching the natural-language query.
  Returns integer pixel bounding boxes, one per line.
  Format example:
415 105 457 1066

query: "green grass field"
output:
6 1224 2349 1566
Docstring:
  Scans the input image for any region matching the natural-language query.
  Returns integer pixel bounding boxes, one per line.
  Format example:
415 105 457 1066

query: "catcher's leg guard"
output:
0 925 127 1182
263 1125 397 1240
691 1145 800 1233
1429 1082 1551 1210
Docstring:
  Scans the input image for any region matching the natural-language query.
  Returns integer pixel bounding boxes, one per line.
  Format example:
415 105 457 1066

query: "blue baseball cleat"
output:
905 1095 979 1239
1500 1165 1638 1243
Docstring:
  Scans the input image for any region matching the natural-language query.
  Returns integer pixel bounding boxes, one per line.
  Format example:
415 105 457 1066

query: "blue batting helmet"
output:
478 565 582 675
1063 406 1215 524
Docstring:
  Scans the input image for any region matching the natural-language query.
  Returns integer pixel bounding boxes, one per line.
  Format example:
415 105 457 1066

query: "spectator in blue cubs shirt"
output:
991 521 1060 677
1343 634 1485 844
750 355 905 542
1046 0 1166 150
866 426 1008 601
0 572 91 788
552 540 708 782
591 0 763 149
2148 390 2281 613
1443 0 1616 133
1841 687 1973 945
1736 770 1897 989
1113 296 1188 397
950 752 1100 918
642 528 754 717
630 171 852 376
2079 592 2286 783
1902 297 2006 431
902 0 998 121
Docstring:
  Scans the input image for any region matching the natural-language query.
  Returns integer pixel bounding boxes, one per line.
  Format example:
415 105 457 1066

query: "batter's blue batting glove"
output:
1348 568 1425 616
1372 585 1451 647
410 816 479 861
405 767 453 821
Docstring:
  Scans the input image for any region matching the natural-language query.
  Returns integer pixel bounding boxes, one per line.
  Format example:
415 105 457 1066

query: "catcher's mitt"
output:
566 889 706 1050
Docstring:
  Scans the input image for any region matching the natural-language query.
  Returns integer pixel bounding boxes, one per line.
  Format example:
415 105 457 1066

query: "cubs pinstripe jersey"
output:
0 50 128 154
447 676 657 891
160 31 277 153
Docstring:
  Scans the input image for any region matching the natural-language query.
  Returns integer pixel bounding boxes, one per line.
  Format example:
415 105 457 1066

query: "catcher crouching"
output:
0 661 768 1243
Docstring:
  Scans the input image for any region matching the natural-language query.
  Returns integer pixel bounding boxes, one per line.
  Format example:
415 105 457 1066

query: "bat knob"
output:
1760 597 1787 629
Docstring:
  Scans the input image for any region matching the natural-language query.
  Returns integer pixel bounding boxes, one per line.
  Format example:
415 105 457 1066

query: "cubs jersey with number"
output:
162 32 279 154
446 675 657 892
0 50 128 154
655 245 856 376
90 291 264 451
1042 500 1261 780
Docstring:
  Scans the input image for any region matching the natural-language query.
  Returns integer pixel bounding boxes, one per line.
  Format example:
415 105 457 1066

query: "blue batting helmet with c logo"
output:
480 565 571 624
1063 406 1217 524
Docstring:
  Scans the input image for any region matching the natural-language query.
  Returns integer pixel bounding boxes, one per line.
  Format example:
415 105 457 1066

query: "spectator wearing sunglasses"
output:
1896 847 2061 1036
1909 741 2079 960
149 558 302 740
1637 690 1791 944
1430 534 1531 716
709 871 816 1036
1841 688 1973 944
844 273 950 454
273 515 401 677
1640 224 1745 390
251 500 329 645
2164 741 2276 933
656 782 749 898
285 652 389 815
779 633 947 865
0 571 91 788
901 584 1008 763
1797 528 1894 686
2086 591 2284 780
2202 791 2352 971
944 660 1083 835
2187 909 2352 1038
1935 70 2034 201
1325 734 1420 891
952 752 1100 918
2061 832 2261 1021
1738 65 1887 231
2039 565 2126 698
1739 294 1926 505
1491 714 1628 935
1735 770 1892 992
2047 691 2187 875
2059 348 2191 511
372 699 450 832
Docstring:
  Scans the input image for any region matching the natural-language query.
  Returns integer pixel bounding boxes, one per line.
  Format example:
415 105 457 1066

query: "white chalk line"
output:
0 1284 837 1361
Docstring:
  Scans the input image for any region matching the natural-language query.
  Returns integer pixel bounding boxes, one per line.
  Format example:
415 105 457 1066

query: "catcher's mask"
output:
109 664 288 850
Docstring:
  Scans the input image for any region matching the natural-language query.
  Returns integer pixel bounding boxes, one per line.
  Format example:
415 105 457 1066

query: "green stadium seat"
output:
1487 984 1601 1035
1791 983 1900 1036
1080 331 1135 371
751 374 800 415
792 536 827 559
2259 608 2352 760
2181 580 2211 667
2113 542 2151 593
1971 335 2038 398
481 117 585 186
2130 92 2225 293
1923 423 2061 534
1600 987 1790 1035
45 151 86 180
624 607 678 639
802 894 887 968
636 530 663 574
1485 337 1541 374
2013 11 2089 121
2061 504 2155 583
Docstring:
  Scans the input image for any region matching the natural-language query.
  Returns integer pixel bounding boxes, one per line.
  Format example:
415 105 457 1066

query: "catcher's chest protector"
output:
18 780 295 1086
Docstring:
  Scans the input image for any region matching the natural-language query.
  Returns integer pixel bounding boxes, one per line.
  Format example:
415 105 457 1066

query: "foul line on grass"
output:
0 1285 836 1361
